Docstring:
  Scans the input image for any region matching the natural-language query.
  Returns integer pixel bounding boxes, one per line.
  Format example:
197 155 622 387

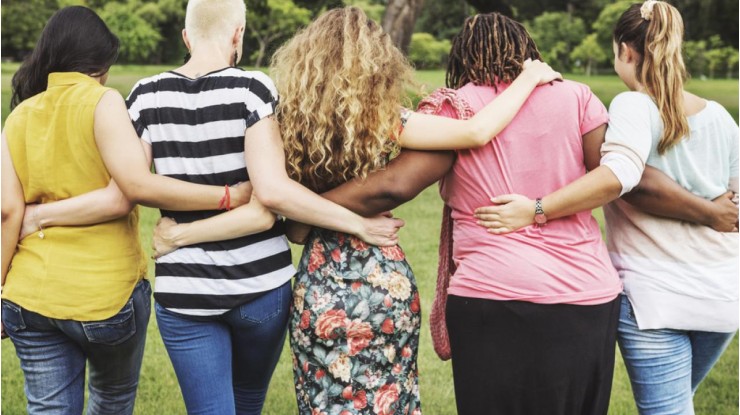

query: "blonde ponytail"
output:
614 1 689 154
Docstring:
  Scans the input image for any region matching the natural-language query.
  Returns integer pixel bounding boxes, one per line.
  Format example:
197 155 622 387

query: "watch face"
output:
534 213 547 225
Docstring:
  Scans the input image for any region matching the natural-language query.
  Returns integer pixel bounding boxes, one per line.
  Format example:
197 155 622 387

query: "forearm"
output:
164 203 276 248
34 182 133 228
622 166 715 224
321 150 454 216
121 176 229 211
258 180 364 235
1 210 22 285
542 166 622 220
401 74 540 150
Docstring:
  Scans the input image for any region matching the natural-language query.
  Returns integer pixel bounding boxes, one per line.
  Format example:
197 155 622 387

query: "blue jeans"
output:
155 281 291 415
2 279 151 415
617 295 736 415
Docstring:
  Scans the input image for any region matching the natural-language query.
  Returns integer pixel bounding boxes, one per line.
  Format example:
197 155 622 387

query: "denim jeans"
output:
155 281 291 415
2 279 151 415
617 295 736 415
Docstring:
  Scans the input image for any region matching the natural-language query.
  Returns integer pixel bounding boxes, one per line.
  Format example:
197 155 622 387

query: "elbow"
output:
111 197 135 217
120 183 155 207
254 191 288 213
466 124 490 148
381 180 422 206
255 210 278 234
1 202 24 225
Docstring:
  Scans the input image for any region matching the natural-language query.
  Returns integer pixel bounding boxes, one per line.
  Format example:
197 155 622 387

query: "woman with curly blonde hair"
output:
269 6 560 414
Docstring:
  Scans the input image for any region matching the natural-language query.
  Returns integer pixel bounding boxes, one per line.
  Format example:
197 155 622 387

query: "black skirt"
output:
446 295 621 415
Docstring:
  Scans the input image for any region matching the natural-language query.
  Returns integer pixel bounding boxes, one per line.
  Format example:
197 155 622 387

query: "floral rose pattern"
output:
291 229 422 415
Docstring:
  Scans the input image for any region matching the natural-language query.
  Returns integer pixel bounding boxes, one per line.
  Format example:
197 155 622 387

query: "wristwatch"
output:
534 198 547 227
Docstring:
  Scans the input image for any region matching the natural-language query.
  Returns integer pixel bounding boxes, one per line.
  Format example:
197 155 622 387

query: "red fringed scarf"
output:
416 88 475 361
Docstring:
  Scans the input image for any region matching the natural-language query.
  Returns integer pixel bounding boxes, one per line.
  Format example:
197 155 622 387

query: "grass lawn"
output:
1 64 738 414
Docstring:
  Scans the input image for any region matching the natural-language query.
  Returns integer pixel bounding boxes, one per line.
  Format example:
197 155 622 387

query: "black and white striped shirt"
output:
127 68 294 317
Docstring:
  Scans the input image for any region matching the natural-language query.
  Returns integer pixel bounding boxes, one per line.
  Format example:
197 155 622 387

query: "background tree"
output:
344 0 384 22
245 0 311 67
570 33 606 76
414 0 472 41
381 0 424 54
408 32 450 69
0 0 58 60
526 11 586 72
98 1 162 63
704 35 739 79
591 0 631 53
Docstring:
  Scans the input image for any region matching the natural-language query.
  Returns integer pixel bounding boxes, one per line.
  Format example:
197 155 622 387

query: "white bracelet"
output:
33 206 45 239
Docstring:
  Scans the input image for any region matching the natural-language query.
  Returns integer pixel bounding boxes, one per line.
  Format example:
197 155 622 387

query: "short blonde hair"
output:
271 7 415 193
185 0 246 44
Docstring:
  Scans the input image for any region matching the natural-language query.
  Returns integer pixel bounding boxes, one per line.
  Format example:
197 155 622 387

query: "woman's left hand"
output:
474 194 536 234
152 217 180 259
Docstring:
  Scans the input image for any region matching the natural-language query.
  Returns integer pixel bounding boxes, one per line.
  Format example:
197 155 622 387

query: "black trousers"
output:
446 295 620 415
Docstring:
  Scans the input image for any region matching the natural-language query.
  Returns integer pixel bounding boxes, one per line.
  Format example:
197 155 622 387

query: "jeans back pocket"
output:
82 298 136 346
239 283 290 325
1 300 26 333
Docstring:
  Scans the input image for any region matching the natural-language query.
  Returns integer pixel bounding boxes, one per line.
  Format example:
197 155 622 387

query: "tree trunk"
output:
254 40 267 68
381 0 425 55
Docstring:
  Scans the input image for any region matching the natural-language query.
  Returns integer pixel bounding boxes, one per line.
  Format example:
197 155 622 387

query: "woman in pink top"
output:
432 14 622 414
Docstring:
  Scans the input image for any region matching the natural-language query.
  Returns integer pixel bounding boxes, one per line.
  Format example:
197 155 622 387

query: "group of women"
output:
0 0 736 414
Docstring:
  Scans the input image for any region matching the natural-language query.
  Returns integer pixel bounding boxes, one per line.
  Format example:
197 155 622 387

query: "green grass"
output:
1 65 738 414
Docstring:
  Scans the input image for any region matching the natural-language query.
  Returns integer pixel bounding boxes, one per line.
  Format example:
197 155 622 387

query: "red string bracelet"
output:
218 185 231 210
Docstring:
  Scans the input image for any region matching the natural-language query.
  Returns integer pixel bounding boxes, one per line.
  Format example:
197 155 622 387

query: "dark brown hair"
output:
10 6 119 110
446 13 541 90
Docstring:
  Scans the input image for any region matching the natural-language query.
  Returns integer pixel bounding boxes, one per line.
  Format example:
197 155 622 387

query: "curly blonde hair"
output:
270 6 414 193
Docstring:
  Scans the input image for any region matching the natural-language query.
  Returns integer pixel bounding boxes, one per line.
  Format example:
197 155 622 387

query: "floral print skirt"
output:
290 229 422 415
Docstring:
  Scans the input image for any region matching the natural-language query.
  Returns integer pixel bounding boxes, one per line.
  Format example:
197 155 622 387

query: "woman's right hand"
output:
356 214 405 247
708 191 739 232
521 58 563 86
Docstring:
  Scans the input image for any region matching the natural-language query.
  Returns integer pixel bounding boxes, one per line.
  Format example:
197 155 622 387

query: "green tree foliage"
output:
683 40 708 78
570 33 606 76
1 0 58 60
414 0 472 41
343 0 384 22
466 0 610 24
408 32 451 69
245 0 311 67
704 36 739 79
591 0 631 52
99 1 161 63
526 11 586 72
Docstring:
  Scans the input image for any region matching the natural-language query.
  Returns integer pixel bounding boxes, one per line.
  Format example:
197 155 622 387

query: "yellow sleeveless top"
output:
2 72 147 321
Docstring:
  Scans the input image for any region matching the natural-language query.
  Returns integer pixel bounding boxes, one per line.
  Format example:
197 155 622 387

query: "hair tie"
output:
641 0 659 20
